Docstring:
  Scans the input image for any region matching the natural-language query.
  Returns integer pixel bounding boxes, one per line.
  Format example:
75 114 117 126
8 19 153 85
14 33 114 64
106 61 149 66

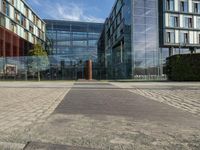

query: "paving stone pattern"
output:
24 82 200 150
0 88 69 131
111 82 200 116
0 82 200 150
0 82 72 149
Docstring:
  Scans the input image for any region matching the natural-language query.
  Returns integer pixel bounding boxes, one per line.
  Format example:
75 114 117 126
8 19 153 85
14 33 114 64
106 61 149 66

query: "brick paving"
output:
0 88 70 131
0 82 72 149
0 82 200 150
24 82 200 150
112 82 200 116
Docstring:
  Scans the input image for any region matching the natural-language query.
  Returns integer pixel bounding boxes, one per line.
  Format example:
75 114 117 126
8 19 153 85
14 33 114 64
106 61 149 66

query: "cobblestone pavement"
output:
112 82 200 116
0 82 73 149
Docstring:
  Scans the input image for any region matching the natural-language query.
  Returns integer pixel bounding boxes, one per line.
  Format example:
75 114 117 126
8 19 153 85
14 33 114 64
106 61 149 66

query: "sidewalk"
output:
0 82 199 150
26 82 200 150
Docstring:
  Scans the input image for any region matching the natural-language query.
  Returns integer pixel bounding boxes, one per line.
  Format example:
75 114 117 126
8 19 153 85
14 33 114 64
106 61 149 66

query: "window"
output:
198 33 200 44
33 35 36 44
41 31 44 39
184 17 187 28
183 17 192 28
116 0 122 14
14 11 20 24
38 30 41 38
25 7 29 17
3 0 9 16
189 18 192 28
36 17 39 26
184 33 189 43
180 0 188 12
24 30 29 41
21 15 26 28
73 32 87 39
0 14 5 27
194 3 198 13
180 1 184 11
174 17 179 27
166 32 171 43
169 15 179 27
197 18 200 29
41 23 44 32
11 0 14 5
41 32 44 39
33 14 37 25
73 41 87 47
29 22 34 33
193 2 200 13
2 0 6 13
180 31 189 43
10 21 17 33
166 0 174 11
166 30 175 43
88 40 97 47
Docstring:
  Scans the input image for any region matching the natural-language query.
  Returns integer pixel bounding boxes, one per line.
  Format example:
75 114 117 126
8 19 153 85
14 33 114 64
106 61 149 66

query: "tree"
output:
28 44 49 81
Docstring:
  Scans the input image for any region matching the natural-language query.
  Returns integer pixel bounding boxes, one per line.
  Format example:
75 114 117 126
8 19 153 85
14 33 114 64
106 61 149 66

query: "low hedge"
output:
166 53 200 81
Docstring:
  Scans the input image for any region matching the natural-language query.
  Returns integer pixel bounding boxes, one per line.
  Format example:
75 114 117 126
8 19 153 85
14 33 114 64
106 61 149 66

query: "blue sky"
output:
26 0 115 23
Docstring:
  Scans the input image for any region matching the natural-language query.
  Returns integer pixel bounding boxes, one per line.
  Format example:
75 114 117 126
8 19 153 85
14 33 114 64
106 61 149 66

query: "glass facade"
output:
132 0 160 78
45 20 103 80
102 0 132 79
1 0 200 81
100 0 200 80
0 20 103 81
98 0 161 79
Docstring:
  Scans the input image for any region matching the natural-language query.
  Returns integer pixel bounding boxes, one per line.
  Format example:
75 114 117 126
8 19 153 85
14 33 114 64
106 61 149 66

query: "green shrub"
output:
166 53 200 81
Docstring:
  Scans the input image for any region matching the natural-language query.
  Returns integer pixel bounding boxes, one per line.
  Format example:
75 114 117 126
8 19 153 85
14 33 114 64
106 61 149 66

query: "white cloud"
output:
44 2 104 23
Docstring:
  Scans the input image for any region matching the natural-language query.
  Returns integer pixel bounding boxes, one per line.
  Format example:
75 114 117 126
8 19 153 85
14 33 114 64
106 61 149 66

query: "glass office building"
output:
132 0 160 79
98 0 200 80
1 0 200 81
45 20 103 80
98 0 161 79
